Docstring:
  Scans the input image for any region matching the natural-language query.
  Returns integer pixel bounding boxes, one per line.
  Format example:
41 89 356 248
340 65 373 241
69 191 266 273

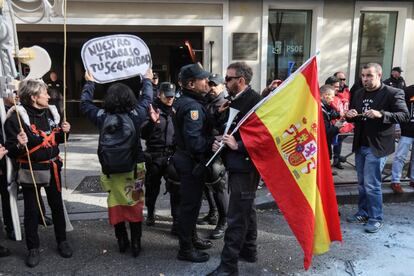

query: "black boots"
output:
197 212 218 225
146 208 155 226
192 230 212 250
177 248 209 263
58 241 73 258
115 222 130 253
115 222 142 257
209 222 226 239
207 264 238 276
25 248 40 268
130 222 142 258
0 244 10 258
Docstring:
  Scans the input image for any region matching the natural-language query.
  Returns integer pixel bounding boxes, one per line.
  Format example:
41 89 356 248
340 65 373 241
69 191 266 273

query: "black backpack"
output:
98 113 138 175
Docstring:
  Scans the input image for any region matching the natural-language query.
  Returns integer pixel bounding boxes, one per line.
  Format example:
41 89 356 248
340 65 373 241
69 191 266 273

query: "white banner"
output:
81 34 152 84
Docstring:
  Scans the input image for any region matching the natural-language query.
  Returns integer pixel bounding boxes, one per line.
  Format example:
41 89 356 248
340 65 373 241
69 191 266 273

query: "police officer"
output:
141 82 179 234
199 73 229 240
383 67 406 89
173 63 213 263
208 62 262 276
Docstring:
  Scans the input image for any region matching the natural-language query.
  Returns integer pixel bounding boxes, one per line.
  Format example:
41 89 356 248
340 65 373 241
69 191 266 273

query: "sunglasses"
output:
339 78 346 81
225 75 242 82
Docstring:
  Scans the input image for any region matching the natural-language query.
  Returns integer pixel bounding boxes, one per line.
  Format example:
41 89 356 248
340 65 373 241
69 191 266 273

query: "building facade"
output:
15 0 414 121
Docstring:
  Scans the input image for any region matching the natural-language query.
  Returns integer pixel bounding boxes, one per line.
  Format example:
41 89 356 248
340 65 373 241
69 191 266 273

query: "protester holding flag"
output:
80 69 153 257
208 62 262 276
5 79 72 267
345 63 409 233
216 56 342 270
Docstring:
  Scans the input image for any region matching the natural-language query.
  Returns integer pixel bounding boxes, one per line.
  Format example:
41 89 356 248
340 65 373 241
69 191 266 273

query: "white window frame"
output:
349 1 412 85
260 0 323 91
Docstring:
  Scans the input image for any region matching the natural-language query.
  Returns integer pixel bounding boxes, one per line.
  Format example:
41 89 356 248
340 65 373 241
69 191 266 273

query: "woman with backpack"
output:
80 69 153 257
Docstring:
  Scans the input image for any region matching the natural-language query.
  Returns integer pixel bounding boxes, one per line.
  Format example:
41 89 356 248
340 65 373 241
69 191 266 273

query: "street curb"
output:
255 182 414 209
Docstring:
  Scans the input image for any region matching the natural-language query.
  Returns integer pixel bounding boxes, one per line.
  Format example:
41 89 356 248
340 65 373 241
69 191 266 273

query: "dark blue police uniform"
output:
173 88 214 255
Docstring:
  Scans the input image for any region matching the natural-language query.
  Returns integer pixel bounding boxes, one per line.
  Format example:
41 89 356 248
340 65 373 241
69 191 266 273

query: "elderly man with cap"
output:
384 67 406 89
172 63 214 263
141 82 179 234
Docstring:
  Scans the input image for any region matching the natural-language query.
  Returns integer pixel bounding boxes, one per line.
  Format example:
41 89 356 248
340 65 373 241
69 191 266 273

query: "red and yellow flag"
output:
239 57 342 269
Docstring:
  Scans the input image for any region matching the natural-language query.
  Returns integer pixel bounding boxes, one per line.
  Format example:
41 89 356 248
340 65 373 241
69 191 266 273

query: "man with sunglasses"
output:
208 62 261 276
172 63 214 263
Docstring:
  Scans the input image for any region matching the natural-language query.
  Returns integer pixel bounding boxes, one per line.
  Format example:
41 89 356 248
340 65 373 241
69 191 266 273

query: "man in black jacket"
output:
383 67 406 89
141 82 179 232
208 62 262 276
345 63 409 233
173 63 213 263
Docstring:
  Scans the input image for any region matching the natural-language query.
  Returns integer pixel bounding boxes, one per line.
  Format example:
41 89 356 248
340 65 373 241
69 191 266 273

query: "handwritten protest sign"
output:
81 34 152 84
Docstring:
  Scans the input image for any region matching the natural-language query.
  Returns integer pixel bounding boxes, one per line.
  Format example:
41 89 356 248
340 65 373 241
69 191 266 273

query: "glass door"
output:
267 9 312 84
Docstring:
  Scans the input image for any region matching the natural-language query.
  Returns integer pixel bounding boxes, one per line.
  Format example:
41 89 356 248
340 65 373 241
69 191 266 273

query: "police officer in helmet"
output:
173 63 214 263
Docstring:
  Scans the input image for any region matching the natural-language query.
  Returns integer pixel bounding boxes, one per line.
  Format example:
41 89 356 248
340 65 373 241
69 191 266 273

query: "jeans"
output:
355 146 387 223
391 136 414 183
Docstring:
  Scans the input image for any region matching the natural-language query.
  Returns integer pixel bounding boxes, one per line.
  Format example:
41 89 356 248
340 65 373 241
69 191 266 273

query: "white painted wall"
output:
319 0 355 85
228 0 263 91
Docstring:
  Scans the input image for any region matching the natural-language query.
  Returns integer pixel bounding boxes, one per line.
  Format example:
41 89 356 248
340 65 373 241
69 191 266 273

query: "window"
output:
356 11 398 80
266 10 312 84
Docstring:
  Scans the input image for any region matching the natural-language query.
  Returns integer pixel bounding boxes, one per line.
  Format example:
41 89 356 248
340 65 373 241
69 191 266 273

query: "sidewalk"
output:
1 134 414 275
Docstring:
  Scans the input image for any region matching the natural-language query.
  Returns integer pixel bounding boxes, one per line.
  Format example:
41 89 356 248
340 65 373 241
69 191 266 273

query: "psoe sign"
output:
286 45 303 54
81 34 152 84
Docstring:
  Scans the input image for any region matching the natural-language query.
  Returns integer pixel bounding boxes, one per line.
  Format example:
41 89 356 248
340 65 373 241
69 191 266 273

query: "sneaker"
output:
346 215 368 224
364 221 383 233
332 170 338 176
390 183 404 194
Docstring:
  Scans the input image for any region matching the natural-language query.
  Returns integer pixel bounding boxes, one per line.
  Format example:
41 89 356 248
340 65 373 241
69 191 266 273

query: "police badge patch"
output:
190 110 199 120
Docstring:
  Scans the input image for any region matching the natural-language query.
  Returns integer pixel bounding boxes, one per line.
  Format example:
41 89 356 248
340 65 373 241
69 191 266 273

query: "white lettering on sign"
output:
286 45 303 54
81 34 152 84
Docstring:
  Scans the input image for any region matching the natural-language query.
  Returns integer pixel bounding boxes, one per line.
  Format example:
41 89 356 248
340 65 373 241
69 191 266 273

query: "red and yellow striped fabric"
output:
239 57 342 269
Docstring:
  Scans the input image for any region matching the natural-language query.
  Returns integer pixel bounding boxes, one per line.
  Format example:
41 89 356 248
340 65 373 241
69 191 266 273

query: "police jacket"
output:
348 84 409 157
173 89 214 162
80 78 153 163
206 92 227 136
5 104 66 171
141 97 175 153
400 85 414 138
222 86 261 172
384 77 406 89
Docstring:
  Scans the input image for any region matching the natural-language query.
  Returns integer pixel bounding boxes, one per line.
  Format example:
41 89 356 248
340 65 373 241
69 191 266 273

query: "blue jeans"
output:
391 136 414 183
355 147 387 223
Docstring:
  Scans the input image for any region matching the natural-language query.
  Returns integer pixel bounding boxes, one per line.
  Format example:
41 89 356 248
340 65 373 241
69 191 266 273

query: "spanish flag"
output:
239 56 342 269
